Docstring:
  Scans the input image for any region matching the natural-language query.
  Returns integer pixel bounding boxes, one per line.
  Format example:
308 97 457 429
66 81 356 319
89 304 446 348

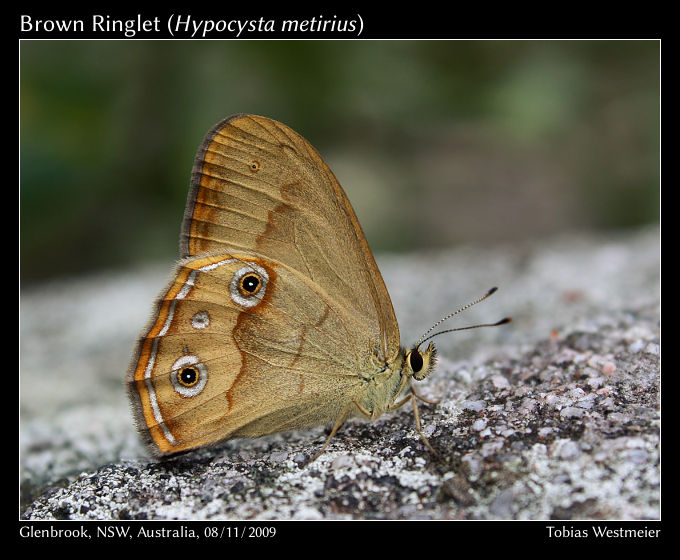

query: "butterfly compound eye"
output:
409 349 424 373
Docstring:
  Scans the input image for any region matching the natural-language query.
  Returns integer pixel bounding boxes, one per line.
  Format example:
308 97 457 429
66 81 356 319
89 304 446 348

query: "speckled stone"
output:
20 226 659 520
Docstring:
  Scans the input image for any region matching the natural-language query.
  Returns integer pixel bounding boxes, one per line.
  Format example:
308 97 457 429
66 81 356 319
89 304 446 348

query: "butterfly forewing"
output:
182 115 400 364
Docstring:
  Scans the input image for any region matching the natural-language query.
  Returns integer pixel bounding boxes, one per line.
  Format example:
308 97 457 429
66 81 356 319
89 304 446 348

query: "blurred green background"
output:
20 40 659 286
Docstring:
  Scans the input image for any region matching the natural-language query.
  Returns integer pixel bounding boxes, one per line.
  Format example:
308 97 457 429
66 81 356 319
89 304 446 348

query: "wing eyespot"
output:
170 355 208 397
239 273 262 297
229 264 269 308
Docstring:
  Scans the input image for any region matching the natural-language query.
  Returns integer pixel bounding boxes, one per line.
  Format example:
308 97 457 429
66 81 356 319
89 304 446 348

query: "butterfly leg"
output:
308 402 353 463
389 379 439 410
387 372 412 411
352 400 373 418
406 379 440 457
411 388 440 405
409 392 440 457
408 378 439 405
389 393 412 411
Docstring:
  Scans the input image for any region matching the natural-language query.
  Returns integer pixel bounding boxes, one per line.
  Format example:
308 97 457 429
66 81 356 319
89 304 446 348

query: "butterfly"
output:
126 114 509 460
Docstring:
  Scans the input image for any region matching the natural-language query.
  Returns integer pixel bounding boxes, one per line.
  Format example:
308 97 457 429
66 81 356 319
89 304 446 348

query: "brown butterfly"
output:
126 114 509 459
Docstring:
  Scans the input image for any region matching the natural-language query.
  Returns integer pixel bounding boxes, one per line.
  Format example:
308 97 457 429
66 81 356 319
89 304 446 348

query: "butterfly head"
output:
405 287 512 384
404 342 437 381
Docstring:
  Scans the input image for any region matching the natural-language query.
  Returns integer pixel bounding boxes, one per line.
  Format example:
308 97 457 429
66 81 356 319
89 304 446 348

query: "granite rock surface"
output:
19 226 660 520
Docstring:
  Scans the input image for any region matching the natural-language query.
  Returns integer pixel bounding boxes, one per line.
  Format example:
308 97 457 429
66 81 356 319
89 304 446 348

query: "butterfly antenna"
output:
418 317 512 347
416 287 509 348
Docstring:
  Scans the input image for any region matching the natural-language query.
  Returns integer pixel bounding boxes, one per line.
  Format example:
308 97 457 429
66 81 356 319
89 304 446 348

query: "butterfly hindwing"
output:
127 253 366 455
